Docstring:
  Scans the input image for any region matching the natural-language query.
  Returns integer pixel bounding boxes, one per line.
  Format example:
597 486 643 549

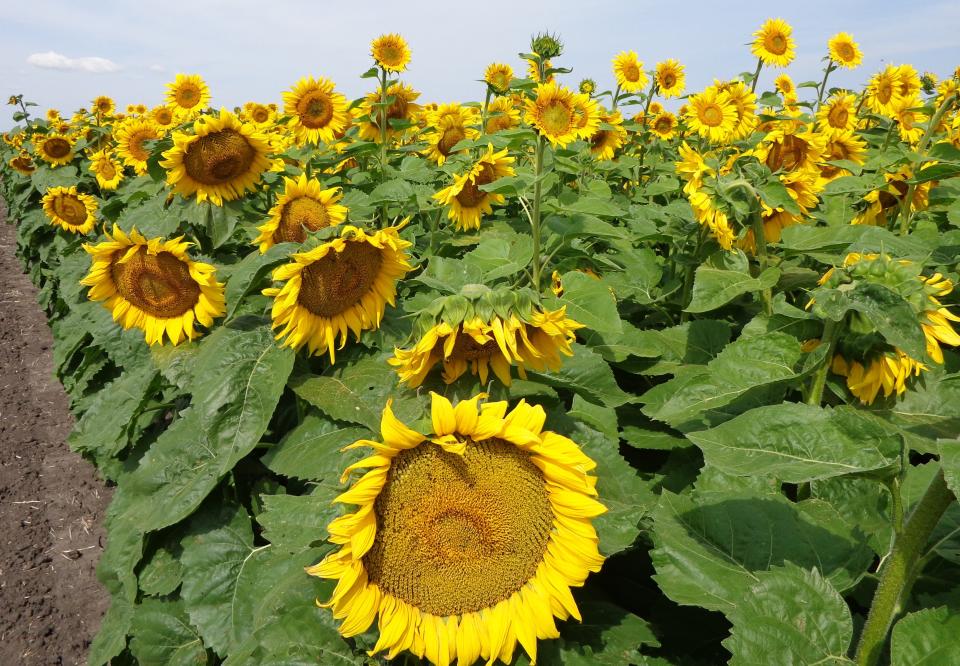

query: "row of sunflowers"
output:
3 21 960 666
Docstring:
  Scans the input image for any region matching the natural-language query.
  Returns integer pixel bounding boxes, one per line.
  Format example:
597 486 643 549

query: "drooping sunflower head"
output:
115 117 164 175
816 92 858 135
433 144 515 231
160 109 272 206
484 96 521 134
263 224 413 361
371 33 411 72
92 95 115 117
484 63 514 93
650 111 678 140
828 32 862 69
755 124 826 174
253 173 348 253
89 150 125 190
524 82 585 148
81 226 225 346
390 286 582 387
852 164 931 226
588 109 627 160
282 76 350 146
612 50 648 93
9 152 36 176
655 59 686 98
358 82 421 142
35 133 75 166
309 392 604 666
751 18 796 67
684 87 738 144
165 73 211 118
818 131 867 183
423 103 480 165
41 186 97 234
686 187 736 250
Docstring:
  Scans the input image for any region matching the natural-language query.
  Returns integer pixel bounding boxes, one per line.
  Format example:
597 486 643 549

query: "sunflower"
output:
828 32 862 69
422 103 480 165
588 109 627 160
371 33 411 72
525 82 594 148
686 188 736 250
283 77 350 146
433 144 515 231
45 108 61 123
895 65 921 99
718 80 758 139
9 152 36 176
390 305 581 387
242 102 275 127
484 96 521 134
309 393 605 666
570 92 601 139
650 111 678 140
484 63 514 93
816 92 858 135
655 59 685 98
89 150 124 190
741 170 819 251
774 73 795 96
165 73 211 118
612 51 648 93
755 125 826 174
263 225 413 361
41 186 97 234
151 105 176 130
866 66 903 116
35 133 75 166
852 165 931 226
253 174 348 253
358 82 421 142
675 141 714 194
684 88 737 143
81 226 224 346
113 118 162 175
893 96 926 144
578 78 596 96
160 109 272 205
752 18 796 67
817 131 867 184
526 56 554 84
92 95 115 117
830 352 924 406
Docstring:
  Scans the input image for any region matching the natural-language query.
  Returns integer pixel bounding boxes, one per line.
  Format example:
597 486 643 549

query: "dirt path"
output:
0 208 111 665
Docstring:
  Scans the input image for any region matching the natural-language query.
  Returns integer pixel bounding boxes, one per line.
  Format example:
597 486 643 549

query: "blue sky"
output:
2 0 959 129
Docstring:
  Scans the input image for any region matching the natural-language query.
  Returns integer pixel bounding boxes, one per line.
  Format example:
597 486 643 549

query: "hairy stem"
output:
530 135 546 291
750 211 773 316
749 58 763 94
805 317 841 405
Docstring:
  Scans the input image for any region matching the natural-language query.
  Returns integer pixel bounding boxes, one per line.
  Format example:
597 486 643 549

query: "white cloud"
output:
26 51 120 73
148 64 166 73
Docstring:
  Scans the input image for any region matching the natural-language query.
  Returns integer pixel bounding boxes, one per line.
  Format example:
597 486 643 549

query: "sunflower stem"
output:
749 58 763 94
679 226 707 323
854 469 956 666
749 210 773 316
635 79 659 183
805 317 841 406
611 84 622 111
480 87 492 133
815 60 835 112
897 91 957 236
378 66 390 227
530 135 546 292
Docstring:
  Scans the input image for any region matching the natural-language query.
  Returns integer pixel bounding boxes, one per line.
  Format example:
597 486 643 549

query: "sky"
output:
2 0 959 129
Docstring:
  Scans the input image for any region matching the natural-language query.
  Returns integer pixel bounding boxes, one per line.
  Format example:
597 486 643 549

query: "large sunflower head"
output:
818 131 867 183
371 33 411 72
81 226 225 346
282 76 350 146
253 174 348 253
484 96 521 134
35 133 75 166
484 63 514 93
115 117 164 175
755 124 826 174
866 65 904 117
165 73 211 118
9 152 36 176
309 392 605 666
751 18 796 67
828 32 862 69
684 87 738 144
160 109 272 205
524 82 586 148
433 144 516 231
89 150 125 190
588 109 627 160
612 50 648 93
263 224 413 361
423 103 480 165
390 286 582 387
895 64 921 99
41 186 97 234
655 59 685 98
358 82 421 142
92 95 115 117
816 92 858 135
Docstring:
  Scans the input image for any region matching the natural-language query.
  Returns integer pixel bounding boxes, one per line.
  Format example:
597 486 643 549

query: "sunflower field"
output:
3 21 960 666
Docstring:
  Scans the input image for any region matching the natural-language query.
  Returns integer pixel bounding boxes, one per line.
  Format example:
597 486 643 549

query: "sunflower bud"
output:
578 78 597 96
530 32 563 59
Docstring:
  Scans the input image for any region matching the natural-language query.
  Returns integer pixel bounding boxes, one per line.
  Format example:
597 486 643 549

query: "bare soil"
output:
0 209 111 665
